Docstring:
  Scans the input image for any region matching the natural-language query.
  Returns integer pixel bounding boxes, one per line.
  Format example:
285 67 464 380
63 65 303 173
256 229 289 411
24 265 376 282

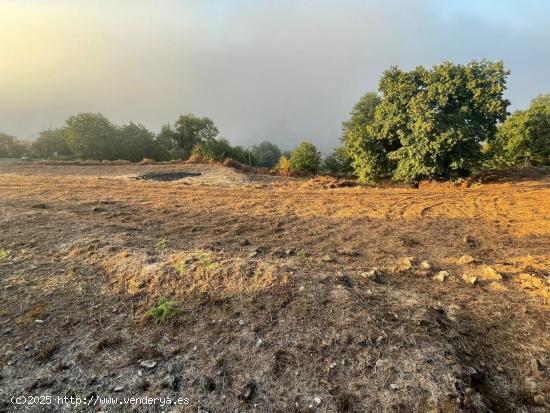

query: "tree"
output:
117 122 168 162
191 137 248 163
288 142 321 175
489 94 550 166
64 113 119 160
323 146 353 175
250 141 281 167
346 60 510 184
32 128 72 159
340 92 388 182
168 114 219 159
0 133 26 157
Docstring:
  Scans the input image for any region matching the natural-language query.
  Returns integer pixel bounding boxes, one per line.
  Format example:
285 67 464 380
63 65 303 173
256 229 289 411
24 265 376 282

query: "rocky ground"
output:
0 163 548 412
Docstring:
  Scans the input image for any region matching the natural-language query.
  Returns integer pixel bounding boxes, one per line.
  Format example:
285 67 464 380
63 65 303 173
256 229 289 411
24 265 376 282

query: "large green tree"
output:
64 113 119 160
161 114 219 159
343 60 510 184
250 141 281 167
117 122 168 162
489 94 549 166
32 128 72 158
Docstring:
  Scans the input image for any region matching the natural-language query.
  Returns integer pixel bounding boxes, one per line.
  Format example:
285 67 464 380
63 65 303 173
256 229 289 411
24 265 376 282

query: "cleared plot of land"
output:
0 164 548 412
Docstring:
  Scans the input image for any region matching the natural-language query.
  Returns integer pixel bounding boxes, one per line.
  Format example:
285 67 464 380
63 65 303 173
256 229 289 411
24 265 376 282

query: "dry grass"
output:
0 163 548 412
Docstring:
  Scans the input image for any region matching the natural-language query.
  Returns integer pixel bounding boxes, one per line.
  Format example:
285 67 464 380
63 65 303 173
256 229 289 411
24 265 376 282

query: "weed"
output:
145 297 179 323
0 249 10 261
196 251 219 271
173 259 188 277
155 238 168 250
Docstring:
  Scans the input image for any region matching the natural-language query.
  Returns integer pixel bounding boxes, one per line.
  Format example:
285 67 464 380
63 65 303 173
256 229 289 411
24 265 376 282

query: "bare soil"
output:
0 163 548 412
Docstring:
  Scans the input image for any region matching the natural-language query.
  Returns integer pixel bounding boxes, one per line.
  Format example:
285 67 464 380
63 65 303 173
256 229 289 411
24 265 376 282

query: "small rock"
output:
329 362 337 369
457 255 475 265
434 271 447 282
113 386 124 392
285 248 296 256
482 266 502 281
137 370 143 377
242 381 256 401
34 319 45 324
161 374 178 390
238 319 246 326
254 338 263 348
298 285 305 292
398 257 418 271
496 366 505 373
362 268 382 282
533 394 545 405
420 261 432 270
91 206 105 212
313 397 322 407
321 254 335 263
240 239 252 246
462 274 477 284
139 360 157 369
390 383 400 390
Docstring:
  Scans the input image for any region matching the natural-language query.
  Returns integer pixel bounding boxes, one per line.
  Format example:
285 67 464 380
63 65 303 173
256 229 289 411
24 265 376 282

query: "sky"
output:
1 0 549 152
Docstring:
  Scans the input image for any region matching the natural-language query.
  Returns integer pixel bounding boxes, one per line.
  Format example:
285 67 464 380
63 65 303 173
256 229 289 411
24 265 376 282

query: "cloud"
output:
0 0 549 151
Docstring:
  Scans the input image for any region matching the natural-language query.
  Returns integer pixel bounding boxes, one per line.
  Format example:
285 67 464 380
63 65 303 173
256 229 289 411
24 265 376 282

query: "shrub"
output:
288 142 321 175
276 155 290 176
250 141 281 167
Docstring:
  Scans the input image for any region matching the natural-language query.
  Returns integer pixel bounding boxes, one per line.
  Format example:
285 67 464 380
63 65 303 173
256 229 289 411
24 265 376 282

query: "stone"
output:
34 319 45 324
113 386 124 392
457 255 475 265
398 257 418 271
139 360 157 369
420 261 432 270
533 394 545 405
321 255 335 263
161 374 179 390
313 397 322 407
240 239 251 246
434 271 448 282
390 383 400 390
482 266 502 281
462 273 477 284
238 319 246 326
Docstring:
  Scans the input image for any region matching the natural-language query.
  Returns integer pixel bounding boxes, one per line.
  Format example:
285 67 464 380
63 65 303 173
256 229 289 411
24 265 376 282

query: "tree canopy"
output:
288 142 321 175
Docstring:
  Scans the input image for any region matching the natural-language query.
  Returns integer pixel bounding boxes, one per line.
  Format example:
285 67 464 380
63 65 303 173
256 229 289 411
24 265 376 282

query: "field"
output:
0 163 548 412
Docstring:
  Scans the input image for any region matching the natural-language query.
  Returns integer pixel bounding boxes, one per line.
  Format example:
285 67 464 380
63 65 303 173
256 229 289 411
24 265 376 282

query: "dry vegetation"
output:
0 162 548 412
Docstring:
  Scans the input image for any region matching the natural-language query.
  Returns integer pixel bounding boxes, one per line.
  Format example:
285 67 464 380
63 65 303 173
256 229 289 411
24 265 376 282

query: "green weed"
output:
0 249 10 261
145 297 179 323
196 251 219 271
155 238 168 250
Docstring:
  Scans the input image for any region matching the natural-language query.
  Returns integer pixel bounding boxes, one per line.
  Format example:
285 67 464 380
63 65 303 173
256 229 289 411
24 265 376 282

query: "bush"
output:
276 155 290 176
0 133 26 158
191 137 249 164
487 94 549 167
288 142 321 175
323 146 353 175
31 128 72 159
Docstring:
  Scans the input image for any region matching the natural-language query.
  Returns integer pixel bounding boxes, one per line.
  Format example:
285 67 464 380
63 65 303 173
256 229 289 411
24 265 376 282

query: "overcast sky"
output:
1 0 549 151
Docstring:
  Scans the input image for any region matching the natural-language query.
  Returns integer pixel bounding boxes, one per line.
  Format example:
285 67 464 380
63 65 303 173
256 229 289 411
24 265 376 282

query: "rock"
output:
457 255 475 265
463 235 478 248
496 366 505 373
390 383 400 390
420 261 432 270
482 266 503 281
34 319 45 324
398 257 418 271
161 374 179 390
321 255 335 263
329 362 337 369
92 206 105 212
254 338 263 348
238 319 246 326
313 397 322 407
533 394 545 405
240 238 252 246
113 386 124 392
139 360 157 369
434 271 448 282
361 268 382 282
298 285 305 292
285 249 296 256
242 381 256 401
462 273 477 284
337 247 359 257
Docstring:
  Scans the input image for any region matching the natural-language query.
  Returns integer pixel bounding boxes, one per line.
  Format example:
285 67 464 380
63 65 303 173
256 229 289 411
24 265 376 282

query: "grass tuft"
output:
145 297 179 323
